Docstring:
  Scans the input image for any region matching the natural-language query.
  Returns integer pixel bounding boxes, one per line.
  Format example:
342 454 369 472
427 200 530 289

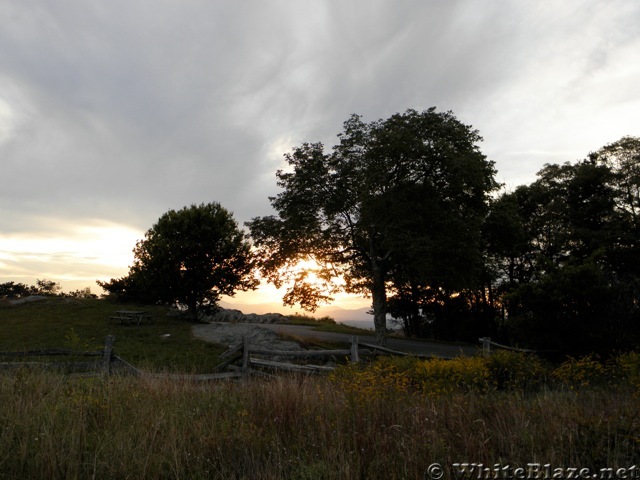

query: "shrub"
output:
414 356 492 395
551 355 608 388
333 351 640 400
485 350 547 391
330 355 493 398
328 356 414 400
608 351 640 389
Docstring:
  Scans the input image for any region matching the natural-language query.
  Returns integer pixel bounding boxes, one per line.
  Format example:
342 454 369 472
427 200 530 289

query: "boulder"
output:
192 323 302 352
204 308 290 324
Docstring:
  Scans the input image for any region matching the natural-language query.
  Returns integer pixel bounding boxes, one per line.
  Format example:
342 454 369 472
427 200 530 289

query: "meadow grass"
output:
1 359 639 480
2 298 640 478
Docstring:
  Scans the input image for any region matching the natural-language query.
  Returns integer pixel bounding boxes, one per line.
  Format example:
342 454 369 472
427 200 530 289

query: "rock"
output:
8 295 48 305
203 308 290 324
195 308 305 356
192 323 302 352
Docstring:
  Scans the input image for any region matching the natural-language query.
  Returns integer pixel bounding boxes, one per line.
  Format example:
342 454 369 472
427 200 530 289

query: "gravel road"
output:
259 324 478 357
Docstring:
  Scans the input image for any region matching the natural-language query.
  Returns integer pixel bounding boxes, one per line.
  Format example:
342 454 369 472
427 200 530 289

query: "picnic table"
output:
110 310 152 325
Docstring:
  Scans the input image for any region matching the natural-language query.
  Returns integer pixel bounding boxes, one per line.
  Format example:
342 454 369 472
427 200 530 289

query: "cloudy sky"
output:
1 1 639 312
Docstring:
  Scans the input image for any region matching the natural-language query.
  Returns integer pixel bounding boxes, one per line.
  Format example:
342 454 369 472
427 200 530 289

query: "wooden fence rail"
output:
221 335 442 377
0 335 116 374
478 337 537 355
1 333 470 381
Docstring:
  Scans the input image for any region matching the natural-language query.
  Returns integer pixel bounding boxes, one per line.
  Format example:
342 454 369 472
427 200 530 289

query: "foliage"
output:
65 287 97 299
486 136 640 355
0 281 33 299
332 351 640 398
34 278 62 296
99 203 258 320
330 354 530 397
413 356 492 395
549 352 640 390
0 279 62 299
248 108 497 344
610 351 640 389
551 355 608 389
329 357 415 399
485 350 547 391
0 280 97 300
285 313 337 326
63 327 97 351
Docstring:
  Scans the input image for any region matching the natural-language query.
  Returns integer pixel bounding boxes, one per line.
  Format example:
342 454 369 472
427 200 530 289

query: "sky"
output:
1 1 639 316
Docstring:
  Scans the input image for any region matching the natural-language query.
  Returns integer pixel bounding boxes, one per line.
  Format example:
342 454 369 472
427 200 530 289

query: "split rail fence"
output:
478 337 536 355
145 336 438 381
2 334 523 381
0 334 445 381
0 335 133 376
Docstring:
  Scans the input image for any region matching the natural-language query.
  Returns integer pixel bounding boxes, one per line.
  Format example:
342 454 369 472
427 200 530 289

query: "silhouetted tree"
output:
488 136 640 355
248 108 497 344
0 282 32 299
99 203 258 320
34 279 62 296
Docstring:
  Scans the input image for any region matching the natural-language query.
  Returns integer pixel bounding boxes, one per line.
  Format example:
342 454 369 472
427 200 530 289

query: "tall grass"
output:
1 365 638 480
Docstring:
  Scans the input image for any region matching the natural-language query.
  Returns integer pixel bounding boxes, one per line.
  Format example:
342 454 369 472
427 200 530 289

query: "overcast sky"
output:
1 1 639 309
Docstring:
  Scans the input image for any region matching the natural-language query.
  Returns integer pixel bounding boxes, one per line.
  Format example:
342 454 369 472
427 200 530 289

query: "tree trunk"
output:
409 281 422 337
371 266 387 346
188 296 198 322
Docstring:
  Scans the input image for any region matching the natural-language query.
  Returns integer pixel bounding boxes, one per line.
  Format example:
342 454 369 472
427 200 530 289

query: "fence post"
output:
480 337 491 356
350 336 360 363
241 338 251 376
102 335 115 375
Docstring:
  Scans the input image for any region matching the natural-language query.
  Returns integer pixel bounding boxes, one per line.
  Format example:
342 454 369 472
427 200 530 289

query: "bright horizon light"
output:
0 220 143 292
0 220 370 315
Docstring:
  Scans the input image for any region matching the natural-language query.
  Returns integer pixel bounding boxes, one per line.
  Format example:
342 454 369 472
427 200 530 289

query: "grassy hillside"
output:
0 297 370 372
0 297 226 372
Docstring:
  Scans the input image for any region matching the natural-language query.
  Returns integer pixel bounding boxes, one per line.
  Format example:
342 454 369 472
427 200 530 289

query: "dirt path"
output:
192 322 478 358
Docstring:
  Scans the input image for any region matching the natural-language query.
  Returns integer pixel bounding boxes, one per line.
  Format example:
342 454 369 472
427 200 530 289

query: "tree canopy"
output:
99 202 257 319
486 136 640 355
248 108 498 344
0 279 62 299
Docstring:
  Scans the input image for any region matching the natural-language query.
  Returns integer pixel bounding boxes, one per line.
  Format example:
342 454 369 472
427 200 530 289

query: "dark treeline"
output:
0 279 96 299
246 108 639 356
392 136 639 356
4 110 637 358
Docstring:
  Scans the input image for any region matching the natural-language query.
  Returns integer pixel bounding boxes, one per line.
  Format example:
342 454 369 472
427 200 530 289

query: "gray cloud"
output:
1 0 639 290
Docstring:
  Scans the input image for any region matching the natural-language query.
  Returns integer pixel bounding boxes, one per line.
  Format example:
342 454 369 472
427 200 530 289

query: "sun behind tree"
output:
248 108 498 345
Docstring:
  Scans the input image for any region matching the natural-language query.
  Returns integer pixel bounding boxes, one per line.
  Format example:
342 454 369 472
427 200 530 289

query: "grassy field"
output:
0 297 232 372
0 297 369 372
1 297 639 479
1 369 639 480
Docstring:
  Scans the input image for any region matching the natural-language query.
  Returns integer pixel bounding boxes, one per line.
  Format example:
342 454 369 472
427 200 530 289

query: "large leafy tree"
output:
99 203 257 319
486 136 640 354
591 136 640 283
248 108 497 344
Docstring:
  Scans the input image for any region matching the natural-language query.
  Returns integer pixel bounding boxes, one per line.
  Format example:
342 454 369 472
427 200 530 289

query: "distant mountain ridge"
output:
317 306 373 329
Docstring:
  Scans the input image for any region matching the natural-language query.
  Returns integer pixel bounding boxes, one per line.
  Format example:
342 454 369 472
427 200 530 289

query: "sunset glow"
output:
0 221 142 291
